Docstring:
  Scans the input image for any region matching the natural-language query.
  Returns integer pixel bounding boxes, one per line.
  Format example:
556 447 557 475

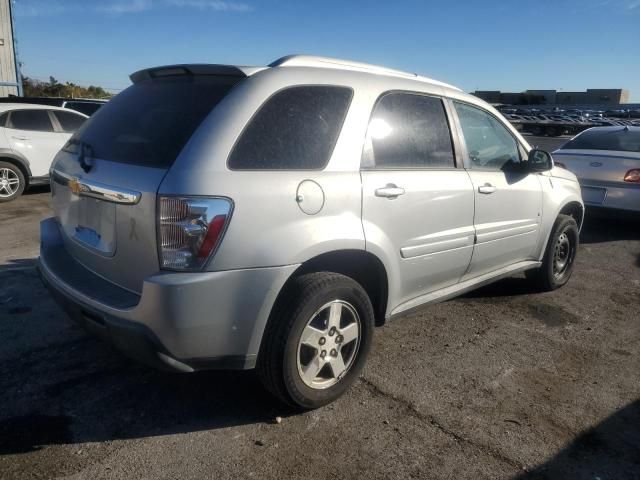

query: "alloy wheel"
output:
0 168 20 198
296 300 361 390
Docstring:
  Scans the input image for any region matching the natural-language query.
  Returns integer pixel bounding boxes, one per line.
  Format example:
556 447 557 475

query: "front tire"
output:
526 214 579 291
258 272 375 409
0 162 25 202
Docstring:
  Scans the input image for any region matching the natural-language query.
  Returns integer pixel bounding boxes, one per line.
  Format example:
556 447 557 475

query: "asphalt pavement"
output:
1 144 638 479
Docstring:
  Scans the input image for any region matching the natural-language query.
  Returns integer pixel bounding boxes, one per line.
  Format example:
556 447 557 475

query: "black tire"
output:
257 272 375 409
0 161 26 202
526 214 579 291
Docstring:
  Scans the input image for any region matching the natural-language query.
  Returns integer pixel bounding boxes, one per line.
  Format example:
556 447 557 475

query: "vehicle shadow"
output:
24 184 50 196
0 258 37 273
514 399 640 479
580 208 640 244
0 263 290 456
460 276 536 300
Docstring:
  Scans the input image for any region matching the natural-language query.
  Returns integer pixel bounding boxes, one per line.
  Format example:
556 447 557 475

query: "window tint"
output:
228 86 353 170
363 93 455 169
454 102 520 170
561 128 640 153
9 109 54 132
53 110 86 132
65 102 103 116
71 75 240 168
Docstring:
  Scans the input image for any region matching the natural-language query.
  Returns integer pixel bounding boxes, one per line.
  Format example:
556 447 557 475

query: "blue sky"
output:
12 0 640 101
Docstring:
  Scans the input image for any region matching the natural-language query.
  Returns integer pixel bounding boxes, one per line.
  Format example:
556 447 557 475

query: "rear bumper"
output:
581 182 640 213
39 217 298 371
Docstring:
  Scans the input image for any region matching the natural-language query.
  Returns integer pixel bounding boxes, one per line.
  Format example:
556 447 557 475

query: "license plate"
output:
581 186 606 205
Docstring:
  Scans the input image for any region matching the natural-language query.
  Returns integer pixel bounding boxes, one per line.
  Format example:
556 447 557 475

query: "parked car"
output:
553 126 640 213
0 96 107 116
0 104 88 202
39 55 584 408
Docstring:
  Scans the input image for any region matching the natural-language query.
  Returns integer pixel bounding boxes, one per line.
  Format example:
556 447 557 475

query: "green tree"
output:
21 76 112 99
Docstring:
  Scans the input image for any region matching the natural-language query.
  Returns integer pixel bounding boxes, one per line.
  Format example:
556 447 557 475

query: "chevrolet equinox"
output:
39 55 584 408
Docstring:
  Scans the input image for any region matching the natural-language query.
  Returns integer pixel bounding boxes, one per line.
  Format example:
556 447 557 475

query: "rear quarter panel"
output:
159 68 374 271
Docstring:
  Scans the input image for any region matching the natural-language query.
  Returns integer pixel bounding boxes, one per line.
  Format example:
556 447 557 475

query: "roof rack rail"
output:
269 55 461 91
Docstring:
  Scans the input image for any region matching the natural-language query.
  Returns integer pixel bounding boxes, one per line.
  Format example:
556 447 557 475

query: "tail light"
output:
624 169 640 183
554 161 567 169
158 196 233 271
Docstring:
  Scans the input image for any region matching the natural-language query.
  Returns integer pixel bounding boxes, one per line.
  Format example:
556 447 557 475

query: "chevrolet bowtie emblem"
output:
68 177 82 195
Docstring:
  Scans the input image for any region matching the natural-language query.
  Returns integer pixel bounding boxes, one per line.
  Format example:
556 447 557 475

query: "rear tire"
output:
257 272 374 409
526 214 579 291
0 161 25 202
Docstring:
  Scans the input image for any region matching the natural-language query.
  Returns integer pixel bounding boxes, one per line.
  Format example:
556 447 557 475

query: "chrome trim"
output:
51 169 141 205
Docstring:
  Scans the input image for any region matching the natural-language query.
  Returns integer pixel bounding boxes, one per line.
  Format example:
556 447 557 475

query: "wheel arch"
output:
558 200 585 230
0 153 31 187
272 249 389 329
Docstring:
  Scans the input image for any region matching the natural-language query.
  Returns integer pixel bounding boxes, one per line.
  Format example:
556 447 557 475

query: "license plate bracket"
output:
63 196 117 256
581 186 607 205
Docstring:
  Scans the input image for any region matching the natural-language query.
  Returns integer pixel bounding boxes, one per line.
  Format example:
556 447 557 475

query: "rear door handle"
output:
375 184 405 199
11 136 29 141
478 183 497 194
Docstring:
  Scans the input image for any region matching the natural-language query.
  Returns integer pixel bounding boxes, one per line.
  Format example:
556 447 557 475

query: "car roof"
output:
131 54 463 95
581 125 640 133
0 103 89 116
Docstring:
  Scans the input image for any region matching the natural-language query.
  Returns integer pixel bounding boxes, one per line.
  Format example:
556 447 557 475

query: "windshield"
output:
561 128 640 153
69 75 240 168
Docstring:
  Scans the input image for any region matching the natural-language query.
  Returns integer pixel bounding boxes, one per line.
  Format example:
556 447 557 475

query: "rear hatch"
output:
50 66 245 293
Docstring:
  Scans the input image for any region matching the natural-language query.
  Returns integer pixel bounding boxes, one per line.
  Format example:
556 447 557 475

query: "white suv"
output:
0 103 88 202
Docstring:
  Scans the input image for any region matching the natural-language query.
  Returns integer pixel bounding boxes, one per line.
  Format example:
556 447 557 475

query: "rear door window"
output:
70 75 241 168
53 110 86 132
228 86 353 170
9 109 54 132
362 92 455 169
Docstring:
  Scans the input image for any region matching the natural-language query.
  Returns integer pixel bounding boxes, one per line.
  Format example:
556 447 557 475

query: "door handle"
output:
375 184 405 199
478 183 497 194
11 136 29 141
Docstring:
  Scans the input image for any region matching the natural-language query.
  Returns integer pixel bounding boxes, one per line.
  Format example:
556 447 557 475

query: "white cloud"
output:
163 0 252 11
14 1 72 17
97 0 154 14
627 0 640 9
15 0 252 17
592 0 640 10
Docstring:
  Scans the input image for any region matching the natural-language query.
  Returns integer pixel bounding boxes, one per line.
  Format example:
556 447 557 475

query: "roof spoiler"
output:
129 64 250 83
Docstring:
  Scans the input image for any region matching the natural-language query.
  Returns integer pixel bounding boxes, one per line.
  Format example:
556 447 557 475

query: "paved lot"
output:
1 140 639 479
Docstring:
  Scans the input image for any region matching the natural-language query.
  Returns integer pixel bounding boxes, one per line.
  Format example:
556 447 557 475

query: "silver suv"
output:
39 55 583 408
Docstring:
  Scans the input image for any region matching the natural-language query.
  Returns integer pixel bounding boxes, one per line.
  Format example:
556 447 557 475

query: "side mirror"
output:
527 149 553 172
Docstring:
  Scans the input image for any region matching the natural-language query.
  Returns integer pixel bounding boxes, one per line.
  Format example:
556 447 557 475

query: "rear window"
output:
65 102 103 116
70 75 240 168
228 86 353 170
53 110 86 133
9 109 54 132
562 128 640 153
363 92 455 169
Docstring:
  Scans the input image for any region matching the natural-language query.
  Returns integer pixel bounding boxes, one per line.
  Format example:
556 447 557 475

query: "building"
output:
0 0 21 97
473 88 629 106
524 90 557 105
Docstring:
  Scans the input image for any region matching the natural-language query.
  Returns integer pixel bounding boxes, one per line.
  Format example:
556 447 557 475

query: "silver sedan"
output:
553 126 640 212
